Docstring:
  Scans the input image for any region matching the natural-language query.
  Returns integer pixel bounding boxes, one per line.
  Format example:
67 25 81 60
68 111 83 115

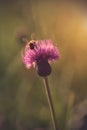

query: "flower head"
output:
22 39 60 76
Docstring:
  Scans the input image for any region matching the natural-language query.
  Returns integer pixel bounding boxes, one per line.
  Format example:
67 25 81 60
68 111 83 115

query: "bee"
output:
26 33 36 50
18 32 36 49
27 40 36 50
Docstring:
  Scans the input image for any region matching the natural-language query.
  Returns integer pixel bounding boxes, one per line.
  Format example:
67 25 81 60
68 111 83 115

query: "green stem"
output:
43 77 59 130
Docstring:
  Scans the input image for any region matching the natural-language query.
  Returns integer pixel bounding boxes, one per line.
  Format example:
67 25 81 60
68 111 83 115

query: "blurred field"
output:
0 0 87 130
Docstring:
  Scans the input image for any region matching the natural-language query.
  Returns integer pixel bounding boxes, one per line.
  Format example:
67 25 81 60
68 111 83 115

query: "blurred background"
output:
0 0 87 130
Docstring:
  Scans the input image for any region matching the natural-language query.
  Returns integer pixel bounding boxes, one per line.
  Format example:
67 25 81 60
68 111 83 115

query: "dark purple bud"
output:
36 61 52 77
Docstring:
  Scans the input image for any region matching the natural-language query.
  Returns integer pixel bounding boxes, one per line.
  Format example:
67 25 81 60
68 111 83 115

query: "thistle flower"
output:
22 39 60 130
22 39 60 76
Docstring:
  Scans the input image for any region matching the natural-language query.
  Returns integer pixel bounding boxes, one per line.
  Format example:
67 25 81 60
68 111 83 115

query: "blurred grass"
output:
0 0 87 129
